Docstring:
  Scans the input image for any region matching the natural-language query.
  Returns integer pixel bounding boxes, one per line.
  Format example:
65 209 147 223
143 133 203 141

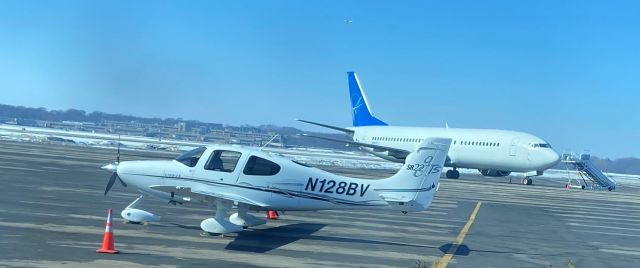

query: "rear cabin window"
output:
204 150 242 173
175 147 207 167
243 156 281 176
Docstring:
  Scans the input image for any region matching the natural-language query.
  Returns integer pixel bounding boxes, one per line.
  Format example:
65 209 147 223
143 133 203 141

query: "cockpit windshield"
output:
175 147 207 167
530 143 552 149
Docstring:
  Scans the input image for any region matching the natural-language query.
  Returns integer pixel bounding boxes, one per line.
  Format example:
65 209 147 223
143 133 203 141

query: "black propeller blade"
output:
104 172 118 196
103 135 126 196
118 175 127 187
104 172 127 196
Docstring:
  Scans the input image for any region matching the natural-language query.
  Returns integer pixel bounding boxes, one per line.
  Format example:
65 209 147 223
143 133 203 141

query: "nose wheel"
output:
521 177 533 185
121 194 161 224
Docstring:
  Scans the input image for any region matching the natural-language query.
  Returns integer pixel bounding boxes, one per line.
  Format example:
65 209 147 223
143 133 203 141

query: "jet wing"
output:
300 134 410 158
149 185 270 208
296 119 355 134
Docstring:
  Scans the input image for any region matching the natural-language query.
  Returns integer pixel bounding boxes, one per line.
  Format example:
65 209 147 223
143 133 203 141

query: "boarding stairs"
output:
562 153 616 191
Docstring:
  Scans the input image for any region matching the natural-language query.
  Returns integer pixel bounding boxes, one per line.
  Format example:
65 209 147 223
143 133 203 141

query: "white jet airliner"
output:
102 137 451 234
299 72 560 185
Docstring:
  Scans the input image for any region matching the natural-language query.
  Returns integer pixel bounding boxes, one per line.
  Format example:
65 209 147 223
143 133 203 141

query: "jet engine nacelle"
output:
480 169 511 177
121 208 161 224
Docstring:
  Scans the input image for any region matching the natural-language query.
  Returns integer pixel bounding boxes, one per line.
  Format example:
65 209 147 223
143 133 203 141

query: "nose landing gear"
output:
121 195 161 224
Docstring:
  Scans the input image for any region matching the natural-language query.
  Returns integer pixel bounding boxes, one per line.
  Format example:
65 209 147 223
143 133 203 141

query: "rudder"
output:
374 137 451 212
347 72 387 127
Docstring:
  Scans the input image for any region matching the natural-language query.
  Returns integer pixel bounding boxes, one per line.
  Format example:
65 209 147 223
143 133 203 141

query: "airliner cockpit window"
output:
530 143 552 148
175 147 207 167
243 156 281 176
205 150 242 172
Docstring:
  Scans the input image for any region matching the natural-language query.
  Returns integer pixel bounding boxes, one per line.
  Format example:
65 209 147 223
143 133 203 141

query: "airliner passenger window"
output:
205 150 242 173
243 156 281 176
175 147 207 167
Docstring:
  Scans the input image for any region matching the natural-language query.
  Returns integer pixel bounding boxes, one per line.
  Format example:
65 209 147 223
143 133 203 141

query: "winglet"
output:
348 72 388 127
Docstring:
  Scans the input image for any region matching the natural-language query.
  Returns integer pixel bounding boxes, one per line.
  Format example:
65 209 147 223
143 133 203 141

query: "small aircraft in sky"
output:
101 137 451 234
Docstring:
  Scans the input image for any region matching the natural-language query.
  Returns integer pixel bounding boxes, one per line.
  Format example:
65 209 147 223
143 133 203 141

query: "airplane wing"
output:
300 133 410 158
149 185 270 208
296 119 355 134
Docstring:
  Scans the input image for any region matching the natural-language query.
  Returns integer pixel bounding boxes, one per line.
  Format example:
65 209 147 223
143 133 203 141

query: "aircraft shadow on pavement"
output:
224 223 436 253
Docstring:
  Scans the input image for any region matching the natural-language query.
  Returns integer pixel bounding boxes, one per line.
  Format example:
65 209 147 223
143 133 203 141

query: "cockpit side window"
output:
530 143 552 149
243 156 281 176
175 147 207 167
204 150 242 173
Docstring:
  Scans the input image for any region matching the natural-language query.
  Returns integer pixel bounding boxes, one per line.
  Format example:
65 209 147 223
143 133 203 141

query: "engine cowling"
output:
480 169 511 177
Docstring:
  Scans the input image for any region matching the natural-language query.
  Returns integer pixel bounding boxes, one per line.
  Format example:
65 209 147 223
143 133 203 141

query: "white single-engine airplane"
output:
101 137 451 234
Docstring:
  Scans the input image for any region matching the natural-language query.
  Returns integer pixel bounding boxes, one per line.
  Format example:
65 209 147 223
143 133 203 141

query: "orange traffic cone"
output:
268 210 278 220
96 208 119 254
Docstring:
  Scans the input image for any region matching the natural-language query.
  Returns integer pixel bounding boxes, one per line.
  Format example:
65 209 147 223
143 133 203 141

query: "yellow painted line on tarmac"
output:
435 201 482 268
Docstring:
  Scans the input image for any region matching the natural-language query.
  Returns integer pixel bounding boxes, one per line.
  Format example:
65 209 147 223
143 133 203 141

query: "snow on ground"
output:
2 124 639 186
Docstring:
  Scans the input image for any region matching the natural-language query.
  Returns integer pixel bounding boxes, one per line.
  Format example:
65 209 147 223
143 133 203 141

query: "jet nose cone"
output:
546 150 561 167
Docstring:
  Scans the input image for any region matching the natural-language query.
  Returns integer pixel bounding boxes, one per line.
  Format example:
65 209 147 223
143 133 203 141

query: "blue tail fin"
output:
348 72 387 127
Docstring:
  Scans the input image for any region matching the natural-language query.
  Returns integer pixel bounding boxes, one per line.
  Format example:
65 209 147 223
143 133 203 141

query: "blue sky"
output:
0 1 638 158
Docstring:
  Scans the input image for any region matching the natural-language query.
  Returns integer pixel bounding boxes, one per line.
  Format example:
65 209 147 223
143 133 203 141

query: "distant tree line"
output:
0 104 186 125
0 103 355 151
1 104 636 174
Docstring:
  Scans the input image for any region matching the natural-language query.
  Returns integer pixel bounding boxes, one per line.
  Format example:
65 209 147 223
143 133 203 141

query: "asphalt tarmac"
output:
1 141 639 267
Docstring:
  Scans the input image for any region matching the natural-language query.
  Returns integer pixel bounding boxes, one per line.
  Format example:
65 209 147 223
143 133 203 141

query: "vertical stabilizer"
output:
348 72 388 127
374 137 451 212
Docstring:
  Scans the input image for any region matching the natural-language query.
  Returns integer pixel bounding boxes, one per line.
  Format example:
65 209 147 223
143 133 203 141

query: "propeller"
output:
104 172 127 195
102 135 127 196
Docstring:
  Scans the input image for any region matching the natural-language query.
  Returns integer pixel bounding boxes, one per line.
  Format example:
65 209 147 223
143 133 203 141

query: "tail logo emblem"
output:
352 95 364 117
406 155 441 177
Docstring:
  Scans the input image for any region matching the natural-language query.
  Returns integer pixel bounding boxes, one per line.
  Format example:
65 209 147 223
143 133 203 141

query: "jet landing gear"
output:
121 195 161 224
521 177 534 185
445 169 460 179
520 171 543 186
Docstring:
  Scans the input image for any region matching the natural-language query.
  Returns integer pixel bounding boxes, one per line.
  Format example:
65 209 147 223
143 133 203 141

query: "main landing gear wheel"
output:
445 169 460 179
521 178 533 185
200 199 243 235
